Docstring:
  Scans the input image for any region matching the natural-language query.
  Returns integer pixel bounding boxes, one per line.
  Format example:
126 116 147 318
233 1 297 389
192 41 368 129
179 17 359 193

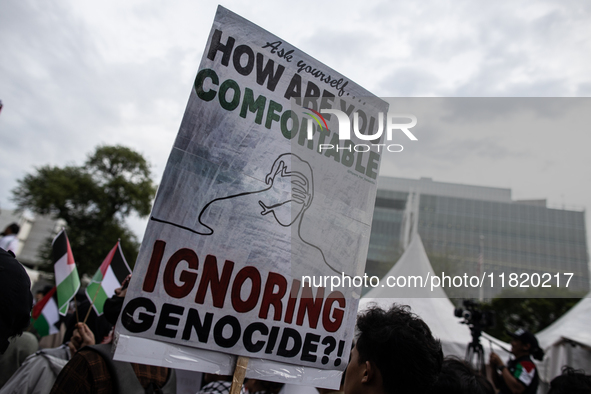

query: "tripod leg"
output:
465 344 478 371
477 344 485 375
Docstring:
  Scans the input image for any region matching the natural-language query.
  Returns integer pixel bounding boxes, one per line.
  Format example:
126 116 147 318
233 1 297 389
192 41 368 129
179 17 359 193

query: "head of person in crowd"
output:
202 373 232 385
344 304 443 394
548 366 591 394
1 223 20 237
0 223 21 253
244 379 284 394
34 285 54 304
1 223 21 236
507 329 544 361
0 248 33 354
428 357 494 394
103 274 131 326
198 373 236 394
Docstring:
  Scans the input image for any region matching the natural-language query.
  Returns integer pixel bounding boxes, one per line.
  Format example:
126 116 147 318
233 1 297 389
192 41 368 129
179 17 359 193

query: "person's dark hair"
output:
255 380 284 394
0 305 30 338
36 285 54 297
507 329 545 361
531 347 545 361
355 304 443 394
548 366 591 394
8 223 20 235
428 357 494 394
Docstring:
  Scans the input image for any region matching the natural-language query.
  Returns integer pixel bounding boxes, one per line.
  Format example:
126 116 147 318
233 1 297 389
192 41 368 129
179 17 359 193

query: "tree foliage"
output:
12 145 157 275
481 287 584 342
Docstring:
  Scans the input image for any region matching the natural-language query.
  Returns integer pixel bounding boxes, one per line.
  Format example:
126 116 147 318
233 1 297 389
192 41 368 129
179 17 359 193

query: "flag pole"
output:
83 283 101 324
230 356 249 394
74 295 80 323
74 260 80 323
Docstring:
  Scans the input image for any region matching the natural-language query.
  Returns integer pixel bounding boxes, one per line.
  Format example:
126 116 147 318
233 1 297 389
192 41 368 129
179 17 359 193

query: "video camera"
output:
454 300 495 329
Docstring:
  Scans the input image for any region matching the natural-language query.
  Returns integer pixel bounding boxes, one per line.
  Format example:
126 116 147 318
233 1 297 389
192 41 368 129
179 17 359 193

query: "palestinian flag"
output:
514 360 537 386
32 287 59 337
52 229 80 315
85 241 131 315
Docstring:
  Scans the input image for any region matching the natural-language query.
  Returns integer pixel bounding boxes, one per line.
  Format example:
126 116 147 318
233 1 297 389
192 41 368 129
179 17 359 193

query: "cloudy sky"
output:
1 0 590 242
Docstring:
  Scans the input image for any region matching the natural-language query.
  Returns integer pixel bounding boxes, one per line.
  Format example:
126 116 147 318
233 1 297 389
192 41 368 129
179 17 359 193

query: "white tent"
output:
283 235 511 394
535 294 591 382
358 235 510 361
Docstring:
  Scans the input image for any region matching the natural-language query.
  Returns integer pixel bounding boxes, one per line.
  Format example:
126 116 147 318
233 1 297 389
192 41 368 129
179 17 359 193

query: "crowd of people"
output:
1 245 591 394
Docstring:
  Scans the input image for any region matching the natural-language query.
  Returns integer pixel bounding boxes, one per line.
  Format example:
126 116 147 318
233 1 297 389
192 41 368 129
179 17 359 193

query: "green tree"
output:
481 287 584 342
12 145 157 275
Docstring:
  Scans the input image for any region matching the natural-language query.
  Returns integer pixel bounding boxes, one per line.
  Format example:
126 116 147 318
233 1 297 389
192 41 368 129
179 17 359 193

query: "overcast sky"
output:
1 0 590 243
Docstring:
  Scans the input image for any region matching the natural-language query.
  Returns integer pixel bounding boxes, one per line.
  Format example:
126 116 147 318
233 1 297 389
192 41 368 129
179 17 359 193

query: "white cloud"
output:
1 0 589 241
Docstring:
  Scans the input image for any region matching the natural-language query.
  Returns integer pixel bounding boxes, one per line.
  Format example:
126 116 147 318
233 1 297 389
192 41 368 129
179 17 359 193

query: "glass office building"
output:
366 176 590 298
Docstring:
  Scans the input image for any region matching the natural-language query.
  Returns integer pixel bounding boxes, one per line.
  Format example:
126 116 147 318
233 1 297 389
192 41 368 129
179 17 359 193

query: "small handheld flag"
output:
32 287 60 337
52 230 81 316
85 241 132 315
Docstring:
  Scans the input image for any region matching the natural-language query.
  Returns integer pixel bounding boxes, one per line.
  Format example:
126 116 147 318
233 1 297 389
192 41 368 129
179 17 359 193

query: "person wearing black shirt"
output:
490 329 544 394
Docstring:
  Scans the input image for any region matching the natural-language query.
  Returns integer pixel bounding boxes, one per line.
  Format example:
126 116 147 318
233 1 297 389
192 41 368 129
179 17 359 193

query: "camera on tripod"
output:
454 300 495 328
454 300 496 374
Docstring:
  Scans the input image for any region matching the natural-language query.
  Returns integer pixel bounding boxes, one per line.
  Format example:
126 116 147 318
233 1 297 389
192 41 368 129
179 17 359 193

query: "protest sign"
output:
115 5 388 371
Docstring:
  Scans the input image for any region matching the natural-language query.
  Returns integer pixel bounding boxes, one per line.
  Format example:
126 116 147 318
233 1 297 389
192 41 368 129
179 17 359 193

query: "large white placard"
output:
115 5 388 372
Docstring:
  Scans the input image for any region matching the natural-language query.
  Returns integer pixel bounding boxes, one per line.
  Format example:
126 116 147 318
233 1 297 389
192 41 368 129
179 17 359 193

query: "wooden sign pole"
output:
230 356 249 394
